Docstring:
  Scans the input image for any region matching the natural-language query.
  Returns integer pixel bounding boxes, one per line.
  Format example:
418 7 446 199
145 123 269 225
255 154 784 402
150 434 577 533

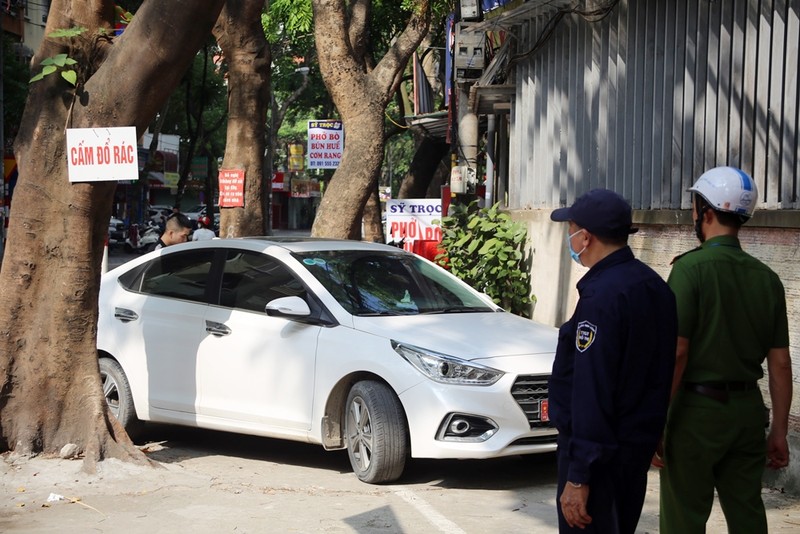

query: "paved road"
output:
3 425 799 533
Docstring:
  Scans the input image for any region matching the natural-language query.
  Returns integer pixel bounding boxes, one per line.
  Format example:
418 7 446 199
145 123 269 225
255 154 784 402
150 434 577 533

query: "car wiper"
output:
355 310 403 317
420 306 490 314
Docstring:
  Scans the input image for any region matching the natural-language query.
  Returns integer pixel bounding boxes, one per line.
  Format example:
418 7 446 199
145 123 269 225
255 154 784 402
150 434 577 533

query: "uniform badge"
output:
575 321 597 352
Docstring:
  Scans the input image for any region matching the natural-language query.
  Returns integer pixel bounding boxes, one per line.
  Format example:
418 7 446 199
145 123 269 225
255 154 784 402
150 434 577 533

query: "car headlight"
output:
392 341 504 386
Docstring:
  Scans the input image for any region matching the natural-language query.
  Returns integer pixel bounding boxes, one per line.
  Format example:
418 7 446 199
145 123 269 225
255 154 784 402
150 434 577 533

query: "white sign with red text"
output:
385 199 443 251
307 120 344 169
66 127 139 182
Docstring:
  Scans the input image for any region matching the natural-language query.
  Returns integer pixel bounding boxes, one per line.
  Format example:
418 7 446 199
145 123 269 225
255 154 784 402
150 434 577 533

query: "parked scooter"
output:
124 221 161 253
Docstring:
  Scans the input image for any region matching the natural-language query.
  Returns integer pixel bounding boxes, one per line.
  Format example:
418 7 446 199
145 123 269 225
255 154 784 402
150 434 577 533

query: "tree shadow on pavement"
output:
136 423 558 490
137 424 353 475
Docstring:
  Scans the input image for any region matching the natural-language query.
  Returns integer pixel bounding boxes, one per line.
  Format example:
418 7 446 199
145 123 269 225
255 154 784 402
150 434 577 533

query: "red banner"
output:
219 169 245 207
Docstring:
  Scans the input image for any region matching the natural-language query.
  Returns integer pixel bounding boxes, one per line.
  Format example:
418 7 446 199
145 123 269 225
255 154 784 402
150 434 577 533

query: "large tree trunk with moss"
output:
213 0 270 238
0 0 225 471
310 0 430 239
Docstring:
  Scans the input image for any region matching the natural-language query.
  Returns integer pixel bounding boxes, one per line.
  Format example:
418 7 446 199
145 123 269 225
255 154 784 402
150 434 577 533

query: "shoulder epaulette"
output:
670 246 702 265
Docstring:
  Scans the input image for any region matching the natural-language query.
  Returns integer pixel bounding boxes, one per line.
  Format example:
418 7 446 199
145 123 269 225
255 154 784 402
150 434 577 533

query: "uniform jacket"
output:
549 246 677 484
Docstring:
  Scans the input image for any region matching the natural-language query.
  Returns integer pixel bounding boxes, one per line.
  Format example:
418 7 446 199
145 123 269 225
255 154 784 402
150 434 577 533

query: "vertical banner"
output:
307 120 344 169
288 143 305 171
218 169 245 207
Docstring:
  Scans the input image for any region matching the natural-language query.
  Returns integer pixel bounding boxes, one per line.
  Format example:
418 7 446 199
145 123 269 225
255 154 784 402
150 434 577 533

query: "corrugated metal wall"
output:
508 0 800 211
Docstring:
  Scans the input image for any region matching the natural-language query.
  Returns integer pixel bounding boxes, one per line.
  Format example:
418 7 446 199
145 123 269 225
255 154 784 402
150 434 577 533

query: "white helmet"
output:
689 166 758 219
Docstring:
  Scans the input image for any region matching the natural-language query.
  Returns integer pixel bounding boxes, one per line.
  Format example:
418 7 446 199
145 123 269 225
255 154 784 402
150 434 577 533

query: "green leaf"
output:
52 54 70 67
454 234 471 248
61 70 78 86
478 238 499 255
40 57 55 66
29 72 45 83
49 27 87 38
42 65 57 76
64 58 78 66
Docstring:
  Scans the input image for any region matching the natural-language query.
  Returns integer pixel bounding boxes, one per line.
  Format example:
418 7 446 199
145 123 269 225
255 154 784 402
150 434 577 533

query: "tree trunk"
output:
0 0 225 471
310 0 430 239
213 0 271 238
398 133 449 199
362 184 384 242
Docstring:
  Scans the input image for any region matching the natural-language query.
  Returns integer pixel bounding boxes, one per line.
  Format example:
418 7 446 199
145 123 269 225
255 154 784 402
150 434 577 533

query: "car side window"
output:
138 250 216 303
220 250 306 313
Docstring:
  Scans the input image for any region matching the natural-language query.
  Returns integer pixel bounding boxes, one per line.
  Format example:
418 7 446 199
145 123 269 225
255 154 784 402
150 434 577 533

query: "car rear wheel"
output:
344 380 408 484
99 358 142 439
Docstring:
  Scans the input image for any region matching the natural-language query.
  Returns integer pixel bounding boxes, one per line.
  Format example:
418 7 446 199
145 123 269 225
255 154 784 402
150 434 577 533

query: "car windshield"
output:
294 250 495 316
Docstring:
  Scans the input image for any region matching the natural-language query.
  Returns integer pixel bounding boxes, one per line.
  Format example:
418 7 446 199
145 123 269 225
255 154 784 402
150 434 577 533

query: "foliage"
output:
157 43 229 155
382 128 415 195
28 27 87 86
265 0 313 36
436 202 534 318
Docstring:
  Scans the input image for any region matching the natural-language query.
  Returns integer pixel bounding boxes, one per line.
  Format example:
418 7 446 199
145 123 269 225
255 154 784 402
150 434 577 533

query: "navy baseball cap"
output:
550 188 638 237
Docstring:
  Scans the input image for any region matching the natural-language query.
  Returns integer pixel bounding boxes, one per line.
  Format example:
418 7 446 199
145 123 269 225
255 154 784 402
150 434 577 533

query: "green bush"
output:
435 201 534 318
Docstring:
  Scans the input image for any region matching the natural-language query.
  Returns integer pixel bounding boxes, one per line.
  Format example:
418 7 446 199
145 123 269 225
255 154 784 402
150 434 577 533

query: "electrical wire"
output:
506 0 620 72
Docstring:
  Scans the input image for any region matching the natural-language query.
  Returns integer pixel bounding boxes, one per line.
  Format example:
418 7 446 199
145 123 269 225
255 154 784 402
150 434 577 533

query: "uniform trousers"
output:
556 435 653 534
660 388 767 534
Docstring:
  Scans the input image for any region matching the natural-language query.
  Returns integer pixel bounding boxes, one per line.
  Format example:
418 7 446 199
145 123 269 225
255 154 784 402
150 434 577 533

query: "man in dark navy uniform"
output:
549 189 677 533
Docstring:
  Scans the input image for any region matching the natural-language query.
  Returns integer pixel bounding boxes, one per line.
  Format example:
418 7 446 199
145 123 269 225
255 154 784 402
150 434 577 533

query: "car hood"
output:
351 312 558 362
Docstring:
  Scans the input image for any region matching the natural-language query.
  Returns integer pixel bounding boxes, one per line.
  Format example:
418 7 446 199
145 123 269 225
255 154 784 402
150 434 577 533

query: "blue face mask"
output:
568 229 586 266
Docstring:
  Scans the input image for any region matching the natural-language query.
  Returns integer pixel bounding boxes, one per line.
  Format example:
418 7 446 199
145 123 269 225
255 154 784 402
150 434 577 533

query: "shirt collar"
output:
700 234 741 249
577 246 634 291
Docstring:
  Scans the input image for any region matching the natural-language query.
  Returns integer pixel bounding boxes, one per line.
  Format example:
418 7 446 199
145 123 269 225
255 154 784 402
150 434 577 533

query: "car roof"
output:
237 236 406 254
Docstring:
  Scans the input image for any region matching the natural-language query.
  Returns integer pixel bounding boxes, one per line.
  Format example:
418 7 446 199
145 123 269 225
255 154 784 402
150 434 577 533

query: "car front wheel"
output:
99 357 141 439
344 380 408 484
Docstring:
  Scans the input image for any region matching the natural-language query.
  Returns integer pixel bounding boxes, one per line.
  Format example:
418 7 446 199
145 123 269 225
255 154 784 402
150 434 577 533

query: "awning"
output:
469 0 574 32
408 111 449 140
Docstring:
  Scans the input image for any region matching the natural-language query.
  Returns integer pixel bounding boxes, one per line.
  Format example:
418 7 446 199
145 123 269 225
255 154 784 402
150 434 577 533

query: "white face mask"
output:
567 229 586 266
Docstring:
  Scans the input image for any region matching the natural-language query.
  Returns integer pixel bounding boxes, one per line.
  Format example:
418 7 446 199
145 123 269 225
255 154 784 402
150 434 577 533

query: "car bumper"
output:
399 373 557 459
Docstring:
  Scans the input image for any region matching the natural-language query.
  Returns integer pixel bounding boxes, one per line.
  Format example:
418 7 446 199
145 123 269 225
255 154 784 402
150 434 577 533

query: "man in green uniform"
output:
658 166 793 533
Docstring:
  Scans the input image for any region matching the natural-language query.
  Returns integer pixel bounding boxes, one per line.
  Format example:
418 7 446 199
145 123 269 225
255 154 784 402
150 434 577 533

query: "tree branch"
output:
370 0 431 104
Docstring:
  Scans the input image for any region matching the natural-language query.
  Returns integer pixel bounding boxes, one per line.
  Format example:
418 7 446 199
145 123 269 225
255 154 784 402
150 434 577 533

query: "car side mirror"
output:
265 296 311 317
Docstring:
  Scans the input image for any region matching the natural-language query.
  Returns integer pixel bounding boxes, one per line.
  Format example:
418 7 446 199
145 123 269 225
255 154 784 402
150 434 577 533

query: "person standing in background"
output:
549 188 677 533
155 213 192 249
192 216 216 241
658 166 792 534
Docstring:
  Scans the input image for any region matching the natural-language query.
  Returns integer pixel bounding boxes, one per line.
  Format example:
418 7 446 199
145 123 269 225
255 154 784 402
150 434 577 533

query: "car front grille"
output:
511 374 551 429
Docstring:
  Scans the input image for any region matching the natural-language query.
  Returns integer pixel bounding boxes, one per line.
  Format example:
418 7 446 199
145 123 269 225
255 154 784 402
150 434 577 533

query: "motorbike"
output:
124 221 161 253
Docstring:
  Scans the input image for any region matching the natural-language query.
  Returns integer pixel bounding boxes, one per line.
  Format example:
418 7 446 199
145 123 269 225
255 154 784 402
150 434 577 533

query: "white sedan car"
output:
97 238 558 483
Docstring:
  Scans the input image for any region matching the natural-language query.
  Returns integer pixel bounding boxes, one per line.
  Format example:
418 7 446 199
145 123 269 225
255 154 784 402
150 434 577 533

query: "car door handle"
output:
114 307 139 323
205 320 231 337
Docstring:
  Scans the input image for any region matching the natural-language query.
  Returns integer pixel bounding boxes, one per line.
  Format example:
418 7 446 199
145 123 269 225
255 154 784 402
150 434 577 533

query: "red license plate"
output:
540 399 549 422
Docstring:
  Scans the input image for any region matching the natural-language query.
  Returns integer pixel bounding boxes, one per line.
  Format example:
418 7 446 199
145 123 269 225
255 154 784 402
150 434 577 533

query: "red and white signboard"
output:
307 120 343 169
219 169 245 207
385 199 443 249
66 127 139 182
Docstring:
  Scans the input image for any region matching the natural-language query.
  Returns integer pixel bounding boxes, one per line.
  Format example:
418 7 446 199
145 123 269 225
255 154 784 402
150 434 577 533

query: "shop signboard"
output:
384 198 443 251
307 120 343 169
